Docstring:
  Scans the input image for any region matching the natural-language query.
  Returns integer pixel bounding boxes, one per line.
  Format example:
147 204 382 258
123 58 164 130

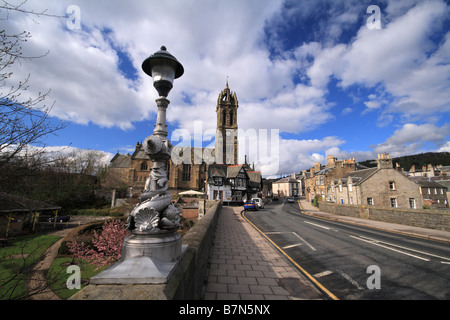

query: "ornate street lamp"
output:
142 45 184 98
90 46 185 285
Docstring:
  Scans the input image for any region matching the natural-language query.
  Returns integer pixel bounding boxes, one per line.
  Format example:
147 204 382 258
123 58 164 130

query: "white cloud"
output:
372 123 450 157
438 142 450 153
4 0 449 177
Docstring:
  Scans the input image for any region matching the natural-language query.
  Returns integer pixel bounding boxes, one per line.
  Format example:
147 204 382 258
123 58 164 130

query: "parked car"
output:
251 197 264 209
48 215 71 222
272 195 279 201
244 200 258 211
287 198 295 203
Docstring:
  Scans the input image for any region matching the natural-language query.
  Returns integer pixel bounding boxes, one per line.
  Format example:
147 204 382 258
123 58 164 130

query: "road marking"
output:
441 261 450 265
292 232 316 251
282 243 302 249
304 220 330 230
357 235 450 261
350 235 430 261
337 270 364 290
264 232 316 251
314 270 333 278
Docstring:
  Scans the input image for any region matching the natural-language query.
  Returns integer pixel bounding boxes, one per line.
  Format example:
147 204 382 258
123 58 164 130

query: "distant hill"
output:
358 152 450 169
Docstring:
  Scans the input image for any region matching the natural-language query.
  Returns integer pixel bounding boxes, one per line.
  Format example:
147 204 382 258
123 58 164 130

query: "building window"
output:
389 181 395 190
222 110 227 126
409 198 416 209
140 161 148 171
320 176 324 185
367 198 374 206
229 110 234 126
182 164 191 181
390 198 397 208
339 184 342 192
349 184 352 192
350 197 353 205
428 188 431 194
434 188 437 194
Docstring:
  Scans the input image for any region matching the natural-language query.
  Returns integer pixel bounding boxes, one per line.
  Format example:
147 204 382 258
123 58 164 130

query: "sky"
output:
2 0 450 177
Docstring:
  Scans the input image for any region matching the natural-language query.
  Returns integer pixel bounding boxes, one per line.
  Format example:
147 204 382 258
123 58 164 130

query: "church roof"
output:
109 153 132 168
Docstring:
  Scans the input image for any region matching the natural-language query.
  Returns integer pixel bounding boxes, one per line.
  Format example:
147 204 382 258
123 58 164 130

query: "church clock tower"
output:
215 81 239 165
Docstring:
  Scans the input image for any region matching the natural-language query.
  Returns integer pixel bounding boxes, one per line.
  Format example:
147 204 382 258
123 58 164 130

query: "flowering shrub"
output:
68 219 129 270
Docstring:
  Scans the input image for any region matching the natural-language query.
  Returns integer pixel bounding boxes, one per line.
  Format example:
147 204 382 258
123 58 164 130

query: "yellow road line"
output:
241 210 339 300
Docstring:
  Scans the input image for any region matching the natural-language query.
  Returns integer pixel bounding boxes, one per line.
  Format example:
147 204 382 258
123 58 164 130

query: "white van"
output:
251 197 264 209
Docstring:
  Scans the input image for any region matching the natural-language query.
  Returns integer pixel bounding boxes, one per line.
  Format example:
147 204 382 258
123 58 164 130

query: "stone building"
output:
330 153 424 209
272 175 301 198
413 180 448 208
108 144 208 197
304 156 368 202
215 81 239 165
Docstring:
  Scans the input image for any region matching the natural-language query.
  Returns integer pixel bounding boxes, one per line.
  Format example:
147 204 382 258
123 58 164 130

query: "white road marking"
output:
337 270 364 290
292 232 316 251
314 270 333 278
350 235 430 261
304 221 330 230
282 243 302 249
264 231 316 251
357 235 450 261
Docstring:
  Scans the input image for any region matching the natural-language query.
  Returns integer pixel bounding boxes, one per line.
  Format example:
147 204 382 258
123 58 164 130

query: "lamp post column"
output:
153 97 170 137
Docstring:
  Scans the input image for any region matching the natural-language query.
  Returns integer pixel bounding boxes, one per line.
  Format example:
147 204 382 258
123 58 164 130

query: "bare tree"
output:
0 1 67 182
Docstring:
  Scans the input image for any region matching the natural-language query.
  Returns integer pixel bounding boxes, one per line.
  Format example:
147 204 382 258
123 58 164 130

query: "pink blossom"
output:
68 219 129 270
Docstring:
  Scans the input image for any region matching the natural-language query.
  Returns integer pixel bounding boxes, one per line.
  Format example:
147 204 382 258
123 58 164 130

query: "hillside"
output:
358 152 450 169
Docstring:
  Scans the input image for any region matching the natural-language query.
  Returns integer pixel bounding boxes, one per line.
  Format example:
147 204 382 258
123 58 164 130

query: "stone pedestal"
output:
90 230 185 285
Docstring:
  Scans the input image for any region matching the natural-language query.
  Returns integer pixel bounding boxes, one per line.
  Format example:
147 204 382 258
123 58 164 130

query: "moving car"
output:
251 198 264 209
287 198 295 203
244 200 258 211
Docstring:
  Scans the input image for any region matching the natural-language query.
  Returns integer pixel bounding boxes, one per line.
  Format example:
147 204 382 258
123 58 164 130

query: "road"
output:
243 200 450 300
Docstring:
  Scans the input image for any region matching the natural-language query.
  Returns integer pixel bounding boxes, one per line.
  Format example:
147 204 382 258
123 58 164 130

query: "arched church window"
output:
222 110 227 126
229 110 234 126
140 161 148 171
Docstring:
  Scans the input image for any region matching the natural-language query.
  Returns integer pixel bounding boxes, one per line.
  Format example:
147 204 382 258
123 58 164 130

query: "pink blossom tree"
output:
68 219 129 270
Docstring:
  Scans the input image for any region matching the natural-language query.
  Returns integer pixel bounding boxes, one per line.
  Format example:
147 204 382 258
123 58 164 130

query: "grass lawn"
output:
47 257 107 299
0 234 61 300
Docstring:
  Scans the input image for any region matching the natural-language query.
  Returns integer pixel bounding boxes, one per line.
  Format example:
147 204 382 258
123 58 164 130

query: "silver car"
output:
251 197 264 209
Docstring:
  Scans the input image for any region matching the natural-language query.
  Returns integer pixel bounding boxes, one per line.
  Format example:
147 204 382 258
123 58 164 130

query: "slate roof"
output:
333 168 378 186
414 180 448 189
227 165 246 178
109 153 132 168
273 176 299 184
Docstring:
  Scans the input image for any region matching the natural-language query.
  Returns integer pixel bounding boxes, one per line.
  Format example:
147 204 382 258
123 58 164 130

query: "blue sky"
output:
4 0 450 176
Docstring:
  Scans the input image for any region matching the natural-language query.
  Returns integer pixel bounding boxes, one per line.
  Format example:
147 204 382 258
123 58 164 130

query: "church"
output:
107 82 262 203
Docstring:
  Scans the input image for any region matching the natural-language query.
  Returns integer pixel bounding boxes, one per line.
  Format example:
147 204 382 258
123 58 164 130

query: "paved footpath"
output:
203 206 324 300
